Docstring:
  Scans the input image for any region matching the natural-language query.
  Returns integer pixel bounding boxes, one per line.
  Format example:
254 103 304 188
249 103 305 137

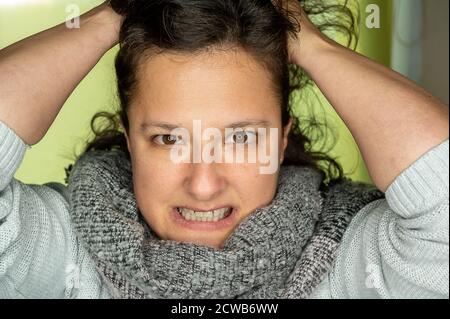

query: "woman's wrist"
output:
82 2 123 50
283 2 340 72
291 30 338 71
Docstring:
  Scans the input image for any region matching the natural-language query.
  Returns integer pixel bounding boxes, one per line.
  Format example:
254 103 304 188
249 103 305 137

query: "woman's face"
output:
124 48 291 248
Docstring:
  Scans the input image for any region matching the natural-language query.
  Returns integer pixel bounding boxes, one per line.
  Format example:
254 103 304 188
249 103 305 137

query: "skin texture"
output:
123 49 291 248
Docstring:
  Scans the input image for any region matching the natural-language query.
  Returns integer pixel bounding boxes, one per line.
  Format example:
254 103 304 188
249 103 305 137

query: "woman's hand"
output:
84 1 124 49
272 0 330 67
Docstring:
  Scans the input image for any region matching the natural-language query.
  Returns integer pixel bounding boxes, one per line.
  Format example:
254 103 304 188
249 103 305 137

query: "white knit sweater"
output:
0 120 448 299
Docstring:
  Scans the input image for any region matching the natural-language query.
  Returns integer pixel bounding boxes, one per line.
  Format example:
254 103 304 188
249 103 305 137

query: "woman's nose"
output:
183 163 226 201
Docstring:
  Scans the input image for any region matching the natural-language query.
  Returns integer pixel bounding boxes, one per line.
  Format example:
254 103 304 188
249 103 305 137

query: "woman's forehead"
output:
130 49 281 123
135 49 275 95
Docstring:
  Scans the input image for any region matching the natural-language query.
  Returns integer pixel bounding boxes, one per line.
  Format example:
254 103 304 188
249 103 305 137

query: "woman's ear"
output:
280 117 293 164
120 122 131 154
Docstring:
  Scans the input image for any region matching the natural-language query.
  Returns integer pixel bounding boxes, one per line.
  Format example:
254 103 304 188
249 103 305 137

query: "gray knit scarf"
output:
67 149 384 299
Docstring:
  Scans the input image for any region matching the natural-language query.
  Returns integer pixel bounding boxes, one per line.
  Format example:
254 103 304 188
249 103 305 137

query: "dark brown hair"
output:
83 0 360 186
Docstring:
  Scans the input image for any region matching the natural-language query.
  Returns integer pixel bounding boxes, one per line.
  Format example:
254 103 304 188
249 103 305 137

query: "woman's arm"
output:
0 2 122 146
0 4 120 297
281 1 449 192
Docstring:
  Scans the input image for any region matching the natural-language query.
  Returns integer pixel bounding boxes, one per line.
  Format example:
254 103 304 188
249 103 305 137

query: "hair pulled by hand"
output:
108 0 145 17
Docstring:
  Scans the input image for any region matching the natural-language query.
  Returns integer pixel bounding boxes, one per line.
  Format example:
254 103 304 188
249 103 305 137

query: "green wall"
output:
358 0 393 66
0 0 393 186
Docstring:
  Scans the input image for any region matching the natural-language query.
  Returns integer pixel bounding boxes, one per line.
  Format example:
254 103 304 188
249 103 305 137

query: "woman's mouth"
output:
171 206 237 230
176 207 232 222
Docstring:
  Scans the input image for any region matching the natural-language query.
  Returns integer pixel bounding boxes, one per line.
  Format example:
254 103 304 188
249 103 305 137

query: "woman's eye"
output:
153 134 184 146
225 131 257 144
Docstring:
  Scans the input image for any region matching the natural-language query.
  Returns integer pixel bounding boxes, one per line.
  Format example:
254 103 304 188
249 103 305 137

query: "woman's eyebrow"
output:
140 122 181 133
226 120 272 129
140 120 272 133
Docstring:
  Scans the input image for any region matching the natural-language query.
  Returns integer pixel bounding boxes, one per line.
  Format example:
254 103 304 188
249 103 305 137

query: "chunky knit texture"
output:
67 149 384 298
1 120 448 298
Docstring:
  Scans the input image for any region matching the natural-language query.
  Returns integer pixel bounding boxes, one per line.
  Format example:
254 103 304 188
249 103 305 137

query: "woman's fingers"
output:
272 0 327 66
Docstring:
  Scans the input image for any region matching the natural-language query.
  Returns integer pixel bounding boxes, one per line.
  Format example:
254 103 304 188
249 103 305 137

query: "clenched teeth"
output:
177 207 232 222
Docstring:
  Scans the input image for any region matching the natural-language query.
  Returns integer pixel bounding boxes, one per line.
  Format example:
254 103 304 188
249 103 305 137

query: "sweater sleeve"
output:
326 138 449 299
0 120 110 298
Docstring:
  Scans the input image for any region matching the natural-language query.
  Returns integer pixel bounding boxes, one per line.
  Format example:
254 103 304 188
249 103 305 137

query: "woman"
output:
0 0 448 299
